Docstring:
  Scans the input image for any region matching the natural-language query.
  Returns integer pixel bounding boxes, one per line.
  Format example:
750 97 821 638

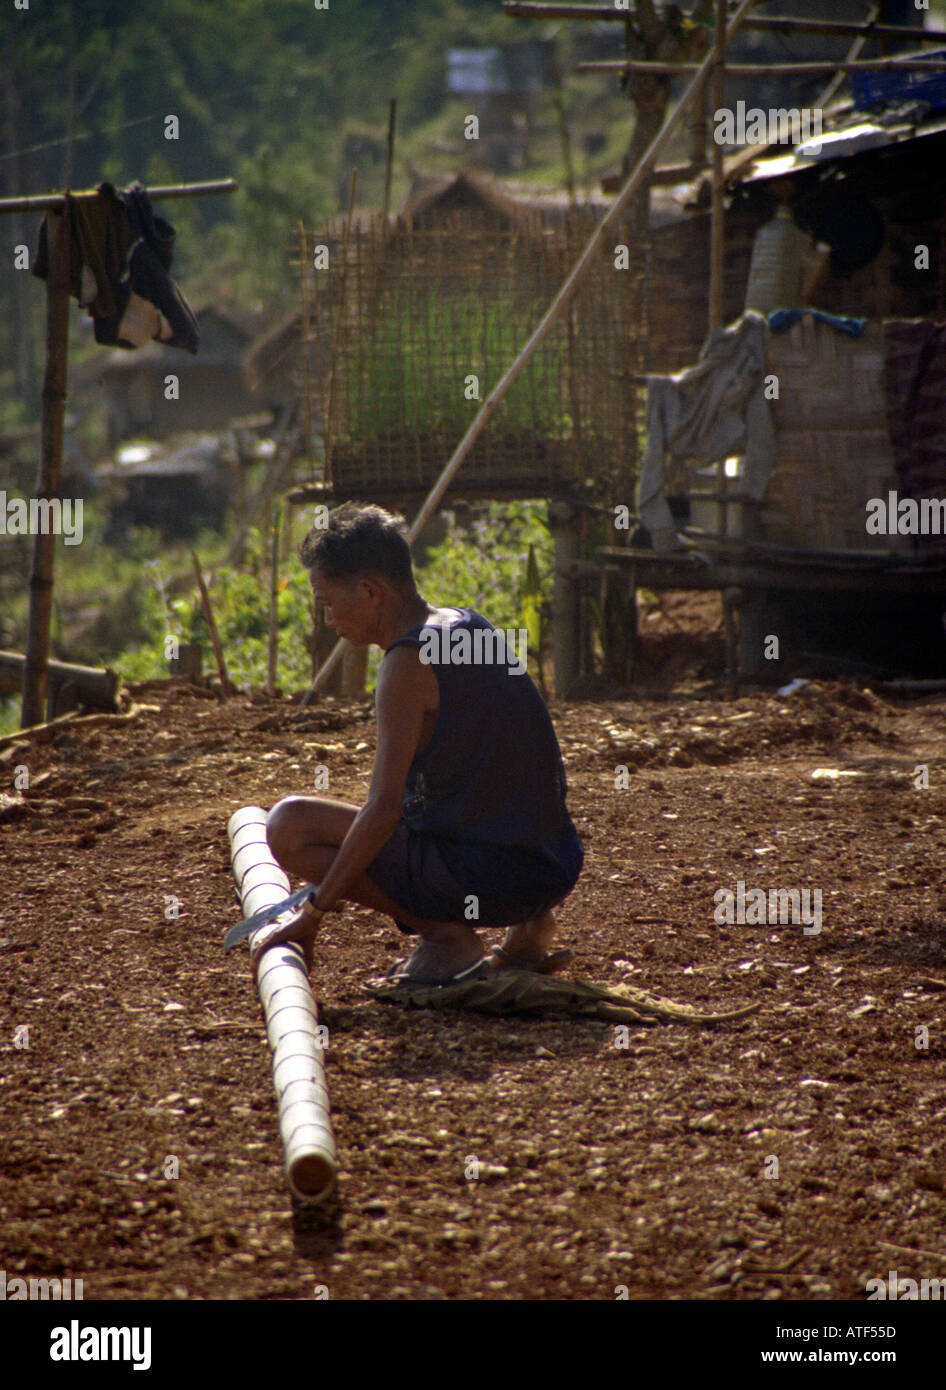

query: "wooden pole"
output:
322 168 357 488
382 98 397 220
227 806 337 1204
710 0 728 545
190 550 233 696
10 175 237 728
21 203 70 729
503 3 946 45
0 178 238 215
549 502 582 698
709 0 726 338
578 58 946 76
550 49 577 206
297 221 314 463
300 0 760 704
267 505 281 699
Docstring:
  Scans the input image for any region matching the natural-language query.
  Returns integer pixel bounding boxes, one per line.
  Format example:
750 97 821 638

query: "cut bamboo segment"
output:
227 805 337 1203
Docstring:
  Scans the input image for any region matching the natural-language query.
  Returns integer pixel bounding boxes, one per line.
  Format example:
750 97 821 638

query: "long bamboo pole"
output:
0 178 238 215
299 0 760 704
710 0 727 547
21 203 70 728
382 98 397 221
297 221 313 463
709 0 727 338
579 58 946 76
502 3 946 45
322 169 357 488
227 806 337 1204
267 506 281 699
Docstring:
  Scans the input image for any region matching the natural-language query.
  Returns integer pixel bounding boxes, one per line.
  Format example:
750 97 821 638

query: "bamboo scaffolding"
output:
227 806 337 1204
503 3 946 46
815 2 880 112
300 0 759 703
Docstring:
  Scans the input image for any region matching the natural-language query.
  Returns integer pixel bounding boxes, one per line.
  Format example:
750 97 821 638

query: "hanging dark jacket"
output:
34 180 198 354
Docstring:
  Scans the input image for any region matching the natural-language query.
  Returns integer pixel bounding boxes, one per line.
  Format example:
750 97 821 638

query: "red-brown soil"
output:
1 676 945 1301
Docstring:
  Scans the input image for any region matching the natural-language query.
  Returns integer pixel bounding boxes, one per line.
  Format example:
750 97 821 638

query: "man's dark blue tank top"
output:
385 607 577 852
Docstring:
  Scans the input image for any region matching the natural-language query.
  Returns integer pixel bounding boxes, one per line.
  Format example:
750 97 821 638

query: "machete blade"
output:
225 883 317 951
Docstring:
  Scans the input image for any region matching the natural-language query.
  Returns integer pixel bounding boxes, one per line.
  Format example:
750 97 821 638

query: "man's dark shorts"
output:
366 820 583 933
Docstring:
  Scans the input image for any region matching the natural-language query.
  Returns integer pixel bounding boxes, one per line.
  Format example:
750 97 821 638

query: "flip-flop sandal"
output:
381 956 491 989
489 946 574 975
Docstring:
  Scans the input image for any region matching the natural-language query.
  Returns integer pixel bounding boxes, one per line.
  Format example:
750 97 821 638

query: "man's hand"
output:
224 882 319 951
250 901 326 974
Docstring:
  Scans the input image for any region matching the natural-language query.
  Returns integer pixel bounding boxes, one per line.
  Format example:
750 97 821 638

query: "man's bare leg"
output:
490 909 560 969
258 795 484 982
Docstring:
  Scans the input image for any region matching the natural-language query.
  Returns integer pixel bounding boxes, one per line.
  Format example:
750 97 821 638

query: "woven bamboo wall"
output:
760 317 906 553
641 210 758 374
305 209 642 504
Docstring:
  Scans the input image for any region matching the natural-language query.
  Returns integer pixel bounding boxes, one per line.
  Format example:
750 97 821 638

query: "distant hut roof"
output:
245 307 303 393
396 170 542 233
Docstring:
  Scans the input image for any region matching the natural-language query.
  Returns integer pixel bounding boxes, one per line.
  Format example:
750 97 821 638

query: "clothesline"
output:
0 178 238 216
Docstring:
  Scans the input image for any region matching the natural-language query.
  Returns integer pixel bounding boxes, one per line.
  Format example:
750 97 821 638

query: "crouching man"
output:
261 502 583 985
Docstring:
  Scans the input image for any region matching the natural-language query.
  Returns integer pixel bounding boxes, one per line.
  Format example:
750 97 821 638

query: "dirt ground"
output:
2 645 945 1301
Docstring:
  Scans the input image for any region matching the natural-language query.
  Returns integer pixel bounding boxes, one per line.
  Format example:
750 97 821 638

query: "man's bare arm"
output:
311 645 436 912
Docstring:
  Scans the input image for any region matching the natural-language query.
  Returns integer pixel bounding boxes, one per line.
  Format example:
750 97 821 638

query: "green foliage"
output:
0 696 21 738
406 500 553 684
521 540 543 655
116 527 315 694
349 294 567 441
